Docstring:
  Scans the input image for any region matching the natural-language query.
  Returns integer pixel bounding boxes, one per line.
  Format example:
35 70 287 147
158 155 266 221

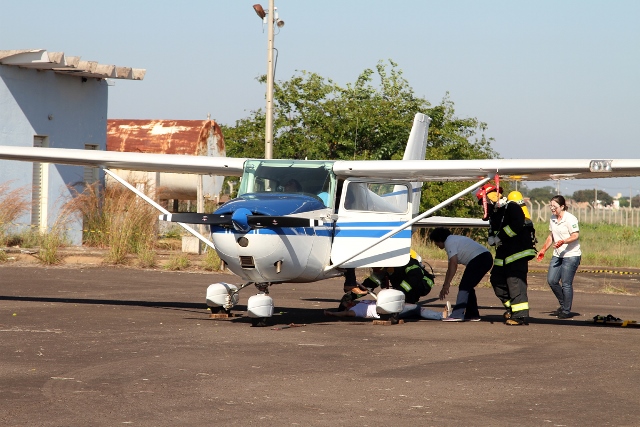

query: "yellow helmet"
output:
507 191 524 204
508 191 531 219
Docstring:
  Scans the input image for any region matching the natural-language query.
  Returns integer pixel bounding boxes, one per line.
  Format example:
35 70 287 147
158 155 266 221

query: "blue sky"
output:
2 0 639 196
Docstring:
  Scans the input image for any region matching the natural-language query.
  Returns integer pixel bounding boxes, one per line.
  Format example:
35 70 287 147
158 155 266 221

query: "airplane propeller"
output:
158 212 321 230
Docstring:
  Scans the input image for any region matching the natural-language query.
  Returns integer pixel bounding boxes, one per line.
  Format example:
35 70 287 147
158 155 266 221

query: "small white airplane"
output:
1 112 640 325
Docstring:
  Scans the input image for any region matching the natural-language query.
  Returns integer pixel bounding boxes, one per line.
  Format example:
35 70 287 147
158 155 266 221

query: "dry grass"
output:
163 253 191 271
62 182 159 265
156 237 182 251
202 247 222 271
136 241 158 268
0 182 30 246
35 228 65 265
600 281 631 295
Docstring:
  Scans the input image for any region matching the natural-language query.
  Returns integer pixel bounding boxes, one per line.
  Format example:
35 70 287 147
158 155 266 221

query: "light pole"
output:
253 2 284 159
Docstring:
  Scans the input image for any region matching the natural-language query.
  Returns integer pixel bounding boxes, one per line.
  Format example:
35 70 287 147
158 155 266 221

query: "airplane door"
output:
331 179 413 268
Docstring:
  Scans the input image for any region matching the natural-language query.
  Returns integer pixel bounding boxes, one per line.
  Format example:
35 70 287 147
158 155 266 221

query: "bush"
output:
63 182 159 265
36 229 64 265
163 254 191 271
0 182 29 246
136 241 157 268
202 247 222 271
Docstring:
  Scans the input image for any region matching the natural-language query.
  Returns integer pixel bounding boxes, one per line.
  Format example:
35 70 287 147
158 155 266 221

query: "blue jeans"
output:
547 256 581 315
398 303 443 320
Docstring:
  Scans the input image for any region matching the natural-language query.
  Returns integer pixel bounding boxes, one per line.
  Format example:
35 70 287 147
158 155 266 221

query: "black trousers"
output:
490 258 530 318
344 268 357 286
452 251 493 318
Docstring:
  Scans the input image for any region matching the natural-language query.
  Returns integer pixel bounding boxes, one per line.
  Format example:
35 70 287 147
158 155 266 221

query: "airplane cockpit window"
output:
237 160 336 208
344 182 408 213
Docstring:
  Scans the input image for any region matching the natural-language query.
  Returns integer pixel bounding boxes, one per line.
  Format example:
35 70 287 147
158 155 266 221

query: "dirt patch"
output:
62 255 105 265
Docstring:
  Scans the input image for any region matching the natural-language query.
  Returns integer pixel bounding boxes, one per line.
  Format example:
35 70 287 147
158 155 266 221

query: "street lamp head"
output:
276 19 285 28
253 4 266 19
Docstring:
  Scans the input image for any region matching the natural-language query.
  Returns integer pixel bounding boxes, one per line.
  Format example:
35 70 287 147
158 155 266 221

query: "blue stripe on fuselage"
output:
211 226 333 237
334 221 408 227
334 228 412 238
210 224 410 238
334 221 411 238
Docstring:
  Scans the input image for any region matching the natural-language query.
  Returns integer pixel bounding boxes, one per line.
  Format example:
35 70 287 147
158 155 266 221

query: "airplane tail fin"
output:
399 113 431 215
366 113 431 215
403 113 431 162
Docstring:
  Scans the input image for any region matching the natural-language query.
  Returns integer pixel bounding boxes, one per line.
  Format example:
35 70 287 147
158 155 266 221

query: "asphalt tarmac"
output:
1 264 639 427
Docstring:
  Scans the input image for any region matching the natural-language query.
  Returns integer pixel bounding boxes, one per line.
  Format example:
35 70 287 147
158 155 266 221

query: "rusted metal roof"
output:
106 120 225 157
106 120 227 200
0 49 145 80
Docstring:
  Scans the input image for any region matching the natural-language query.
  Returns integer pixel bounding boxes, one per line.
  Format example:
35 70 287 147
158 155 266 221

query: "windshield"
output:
237 160 336 208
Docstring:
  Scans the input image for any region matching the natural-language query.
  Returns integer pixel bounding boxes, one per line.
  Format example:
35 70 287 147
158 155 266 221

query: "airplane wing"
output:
0 145 247 176
333 159 640 182
1 146 638 182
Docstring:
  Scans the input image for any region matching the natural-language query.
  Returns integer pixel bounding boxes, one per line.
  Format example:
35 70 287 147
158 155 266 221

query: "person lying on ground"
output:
324 299 451 320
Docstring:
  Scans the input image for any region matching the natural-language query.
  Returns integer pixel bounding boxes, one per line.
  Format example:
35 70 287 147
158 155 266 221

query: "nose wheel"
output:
247 283 274 327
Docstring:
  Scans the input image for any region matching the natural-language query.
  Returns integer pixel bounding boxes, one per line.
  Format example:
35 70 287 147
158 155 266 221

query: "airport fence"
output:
528 201 640 227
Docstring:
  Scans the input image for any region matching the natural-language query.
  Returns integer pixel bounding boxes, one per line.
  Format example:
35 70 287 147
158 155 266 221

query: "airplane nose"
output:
231 208 252 232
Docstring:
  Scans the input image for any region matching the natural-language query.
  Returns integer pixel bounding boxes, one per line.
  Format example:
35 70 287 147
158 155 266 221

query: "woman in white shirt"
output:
536 195 581 319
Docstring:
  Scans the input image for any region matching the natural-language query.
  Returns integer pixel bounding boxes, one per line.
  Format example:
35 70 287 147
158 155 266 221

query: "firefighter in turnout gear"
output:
477 184 537 325
362 250 435 304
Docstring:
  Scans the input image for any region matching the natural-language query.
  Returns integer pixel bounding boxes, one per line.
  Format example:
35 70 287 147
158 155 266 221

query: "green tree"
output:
528 186 557 202
573 189 613 206
222 60 497 217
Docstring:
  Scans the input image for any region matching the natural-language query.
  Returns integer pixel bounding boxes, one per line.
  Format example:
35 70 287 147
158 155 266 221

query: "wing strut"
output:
103 169 215 250
325 176 492 272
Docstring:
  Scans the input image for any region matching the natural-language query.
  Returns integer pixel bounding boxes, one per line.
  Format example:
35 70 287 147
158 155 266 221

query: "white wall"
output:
0 64 108 245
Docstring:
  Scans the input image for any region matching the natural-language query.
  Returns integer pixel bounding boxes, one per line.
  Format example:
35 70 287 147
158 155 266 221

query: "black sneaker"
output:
551 307 562 316
557 312 572 319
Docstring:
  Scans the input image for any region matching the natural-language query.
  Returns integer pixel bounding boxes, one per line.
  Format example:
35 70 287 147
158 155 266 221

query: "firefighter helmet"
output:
507 191 531 219
476 183 503 203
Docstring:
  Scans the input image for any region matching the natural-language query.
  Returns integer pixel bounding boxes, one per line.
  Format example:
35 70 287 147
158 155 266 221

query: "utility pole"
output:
253 1 284 160
264 0 275 159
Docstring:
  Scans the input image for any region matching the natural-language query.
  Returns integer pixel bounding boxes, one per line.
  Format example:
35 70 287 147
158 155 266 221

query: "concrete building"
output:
0 49 145 245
